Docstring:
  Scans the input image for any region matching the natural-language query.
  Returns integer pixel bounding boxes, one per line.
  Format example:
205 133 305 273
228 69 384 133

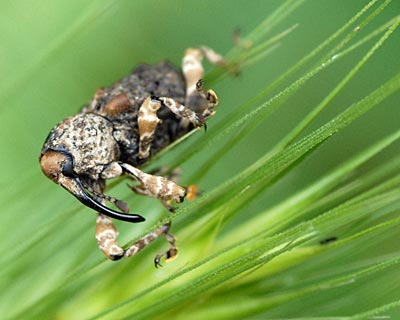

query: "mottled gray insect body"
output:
40 47 225 265
43 113 120 180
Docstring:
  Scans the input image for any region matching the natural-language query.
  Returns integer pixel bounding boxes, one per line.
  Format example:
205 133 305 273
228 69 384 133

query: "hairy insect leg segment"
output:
96 214 178 264
138 97 162 159
157 96 206 127
96 214 125 260
182 47 222 118
121 163 186 204
124 222 178 267
153 222 178 267
138 96 206 159
128 167 186 212
194 79 219 118
182 46 225 98
129 184 176 212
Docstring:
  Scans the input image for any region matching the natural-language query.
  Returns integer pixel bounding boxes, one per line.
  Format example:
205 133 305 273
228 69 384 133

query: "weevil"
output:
40 47 225 266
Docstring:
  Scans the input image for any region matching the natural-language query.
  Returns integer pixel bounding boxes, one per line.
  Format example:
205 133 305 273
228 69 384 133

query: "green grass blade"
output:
2 2 399 319
172 71 400 229
272 15 400 153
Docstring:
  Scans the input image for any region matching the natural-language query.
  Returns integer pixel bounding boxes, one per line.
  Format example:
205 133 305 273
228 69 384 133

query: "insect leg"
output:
137 96 206 159
127 167 188 212
182 47 223 119
156 96 206 128
124 222 178 267
96 213 125 260
138 97 162 159
182 47 225 98
194 79 219 118
128 183 177 212
153 222 178 267
96 213 177 265
121 163 186 204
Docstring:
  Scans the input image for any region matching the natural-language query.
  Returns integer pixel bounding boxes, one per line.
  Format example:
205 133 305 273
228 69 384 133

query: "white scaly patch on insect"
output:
138 97 162 159
121 163 186 203
96 214 124 260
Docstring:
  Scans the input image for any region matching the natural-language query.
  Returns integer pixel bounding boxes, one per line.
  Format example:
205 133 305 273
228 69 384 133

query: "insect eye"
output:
61 155 75 177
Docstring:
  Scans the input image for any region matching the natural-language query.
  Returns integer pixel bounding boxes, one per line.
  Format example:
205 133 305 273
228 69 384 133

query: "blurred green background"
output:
1 1 399 319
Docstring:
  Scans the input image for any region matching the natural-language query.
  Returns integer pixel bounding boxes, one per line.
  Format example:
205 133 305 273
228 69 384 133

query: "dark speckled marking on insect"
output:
39 47 225 265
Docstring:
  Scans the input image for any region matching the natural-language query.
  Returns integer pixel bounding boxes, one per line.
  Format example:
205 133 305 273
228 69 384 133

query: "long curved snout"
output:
69 177 145 223
40 150 145 223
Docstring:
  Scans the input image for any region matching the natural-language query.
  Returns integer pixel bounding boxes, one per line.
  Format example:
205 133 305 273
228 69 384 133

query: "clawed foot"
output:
154 246 178 268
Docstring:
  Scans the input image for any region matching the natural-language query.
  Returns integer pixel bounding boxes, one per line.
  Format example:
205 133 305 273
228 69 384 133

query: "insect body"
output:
40 47 225 265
